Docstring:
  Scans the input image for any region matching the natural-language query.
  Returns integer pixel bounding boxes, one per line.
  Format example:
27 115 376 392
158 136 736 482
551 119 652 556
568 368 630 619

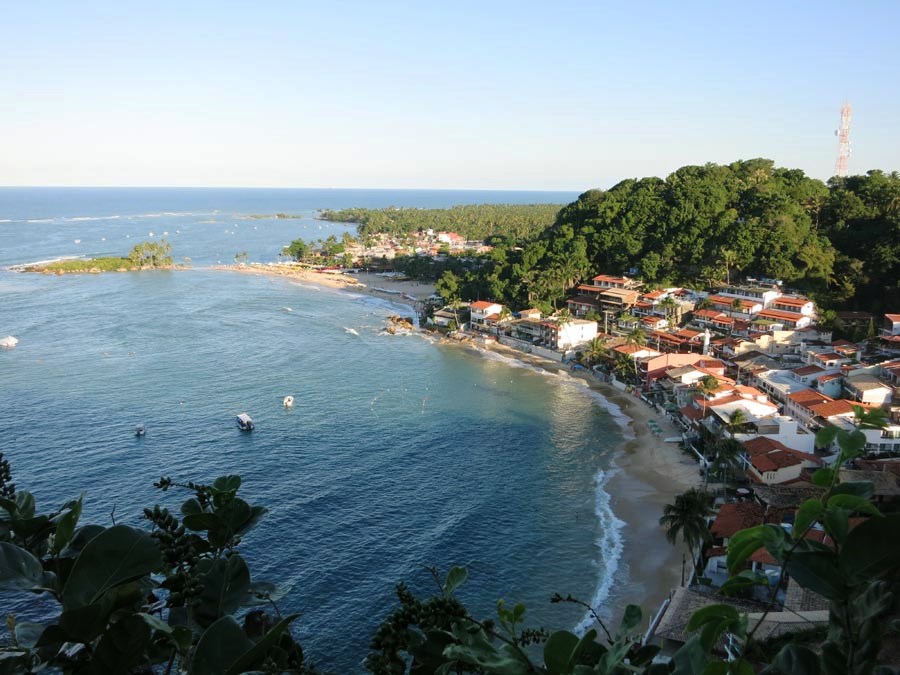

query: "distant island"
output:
21 240 176 274
241 213 304 220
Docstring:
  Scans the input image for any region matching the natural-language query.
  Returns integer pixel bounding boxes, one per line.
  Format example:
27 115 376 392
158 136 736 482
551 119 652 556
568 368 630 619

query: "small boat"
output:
0 336 18 349
236 413 255 431
135 425 146 437
283 396 294 408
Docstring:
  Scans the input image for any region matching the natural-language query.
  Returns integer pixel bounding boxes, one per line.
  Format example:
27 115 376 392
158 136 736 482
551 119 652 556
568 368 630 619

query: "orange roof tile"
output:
711 502 766 539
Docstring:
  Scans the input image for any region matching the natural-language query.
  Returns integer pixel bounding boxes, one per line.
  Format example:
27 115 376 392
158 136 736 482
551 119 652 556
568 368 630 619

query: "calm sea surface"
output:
0 188 629 673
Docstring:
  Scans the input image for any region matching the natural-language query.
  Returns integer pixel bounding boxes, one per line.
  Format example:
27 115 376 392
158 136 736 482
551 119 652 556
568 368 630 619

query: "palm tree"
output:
659 295 679 322
555 307 572 325
725 408 750 439
659 488 715 582
730 297 743 316
497 306 513 335
585 336 608 368
696 375 719 418
712 438 746 486
626 326 648 382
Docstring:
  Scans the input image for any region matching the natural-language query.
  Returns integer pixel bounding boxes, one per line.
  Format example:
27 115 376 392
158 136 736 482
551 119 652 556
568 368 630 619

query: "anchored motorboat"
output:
283 395 294 408
236 413 255 431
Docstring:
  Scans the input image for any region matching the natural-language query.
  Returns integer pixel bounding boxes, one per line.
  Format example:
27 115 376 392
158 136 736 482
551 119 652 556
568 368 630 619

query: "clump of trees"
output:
409 162 899 316
319 204 564 242
127 239 174 268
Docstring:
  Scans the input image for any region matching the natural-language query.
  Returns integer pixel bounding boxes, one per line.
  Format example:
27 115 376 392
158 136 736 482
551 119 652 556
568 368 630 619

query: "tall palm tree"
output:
659 295 679 322
585 336 608 368
626 326 648 382
696 375 719 418
659 488 715 581
712 438 746 486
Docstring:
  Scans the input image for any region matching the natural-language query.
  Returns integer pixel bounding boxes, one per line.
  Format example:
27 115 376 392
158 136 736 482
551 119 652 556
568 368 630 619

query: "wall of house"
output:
750 462 803 485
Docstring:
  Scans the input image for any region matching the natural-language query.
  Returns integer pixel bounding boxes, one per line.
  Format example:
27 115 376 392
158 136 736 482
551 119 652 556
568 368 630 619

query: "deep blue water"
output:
0 188 629 673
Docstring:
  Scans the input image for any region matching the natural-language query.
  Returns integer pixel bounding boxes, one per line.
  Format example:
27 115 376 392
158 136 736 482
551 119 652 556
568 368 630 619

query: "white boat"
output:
236 413 255 431
0 336 18 349
283 396 294 408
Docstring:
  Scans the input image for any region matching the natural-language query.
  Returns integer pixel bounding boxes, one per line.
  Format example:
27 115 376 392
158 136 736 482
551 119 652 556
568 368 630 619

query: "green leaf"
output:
670 635 709 675
785 551 845 601
827 494 882 517
194 555 252 627
719 570 769 596
212 475 242 494
58 592 117 642
770 643 822 675
192 616 253 675
841 514 900 584
442 566 468 596
224 613 299 675
181 512 220 532
618 604 642 636
701 663 729 675
544 631 579 674
794 499 825 538
180 497 204 517
687 604 739 632
90 614 152 675
14 492 35 519
816 426 838 449
60 524 105 558
823 507 849 545
727 525 787 574
830 481 874 499
13 622 46 649
51 495 83 555
0 542 48 591
61 525 162 610
811 468 834 487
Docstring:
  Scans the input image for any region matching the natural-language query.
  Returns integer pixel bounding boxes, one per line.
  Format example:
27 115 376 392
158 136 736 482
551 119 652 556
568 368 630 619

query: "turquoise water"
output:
0 188 627 673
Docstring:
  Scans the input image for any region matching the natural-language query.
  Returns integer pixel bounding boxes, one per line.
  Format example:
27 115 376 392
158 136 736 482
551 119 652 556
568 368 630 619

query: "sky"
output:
2 1 899 191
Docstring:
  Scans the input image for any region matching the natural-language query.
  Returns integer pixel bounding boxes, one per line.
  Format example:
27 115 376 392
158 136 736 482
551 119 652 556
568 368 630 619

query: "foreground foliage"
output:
0 459 314 674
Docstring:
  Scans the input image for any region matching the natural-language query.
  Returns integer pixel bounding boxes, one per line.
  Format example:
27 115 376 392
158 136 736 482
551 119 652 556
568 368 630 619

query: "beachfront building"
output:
468 300 506 334
540 318 598 352
842 373 894 406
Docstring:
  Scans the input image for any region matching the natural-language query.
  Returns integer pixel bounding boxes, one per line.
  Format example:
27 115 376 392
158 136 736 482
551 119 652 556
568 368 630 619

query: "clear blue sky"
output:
2 1 898 190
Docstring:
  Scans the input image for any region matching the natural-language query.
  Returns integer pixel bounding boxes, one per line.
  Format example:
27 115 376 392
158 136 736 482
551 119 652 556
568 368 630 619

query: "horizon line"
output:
0 184 587 193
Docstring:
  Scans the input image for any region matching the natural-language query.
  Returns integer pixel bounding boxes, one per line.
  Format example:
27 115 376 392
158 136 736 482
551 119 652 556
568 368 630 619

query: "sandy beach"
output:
218 264 436 309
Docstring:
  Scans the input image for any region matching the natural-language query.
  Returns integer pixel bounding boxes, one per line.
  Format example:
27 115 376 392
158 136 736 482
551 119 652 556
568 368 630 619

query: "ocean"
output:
0 187 630 673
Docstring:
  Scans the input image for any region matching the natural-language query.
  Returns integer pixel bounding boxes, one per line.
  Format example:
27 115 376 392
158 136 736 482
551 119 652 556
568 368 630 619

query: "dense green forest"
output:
402 161 898 314
318 203 563 241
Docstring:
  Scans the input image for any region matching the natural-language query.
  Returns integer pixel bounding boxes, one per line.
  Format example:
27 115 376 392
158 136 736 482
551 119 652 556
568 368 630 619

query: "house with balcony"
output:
708 294 763 317
881 314 900 338
469 301 505 334
716 283 782 308
753 309 813 330
566 294 602 318
771 295 815 316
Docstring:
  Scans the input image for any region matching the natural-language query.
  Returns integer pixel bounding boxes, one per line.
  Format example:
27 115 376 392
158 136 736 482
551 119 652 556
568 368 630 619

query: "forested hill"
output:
318 203 563 241
467 160 899 313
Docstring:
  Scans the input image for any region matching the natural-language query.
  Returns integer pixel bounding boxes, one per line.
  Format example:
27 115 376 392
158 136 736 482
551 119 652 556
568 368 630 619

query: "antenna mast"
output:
834 102 852 177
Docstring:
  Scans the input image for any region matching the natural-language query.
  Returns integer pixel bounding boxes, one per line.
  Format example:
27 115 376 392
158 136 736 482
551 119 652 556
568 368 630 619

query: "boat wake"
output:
344 327 359 336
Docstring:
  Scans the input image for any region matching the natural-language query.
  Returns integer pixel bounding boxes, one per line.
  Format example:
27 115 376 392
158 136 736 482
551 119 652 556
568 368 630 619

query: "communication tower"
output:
834 102 852 177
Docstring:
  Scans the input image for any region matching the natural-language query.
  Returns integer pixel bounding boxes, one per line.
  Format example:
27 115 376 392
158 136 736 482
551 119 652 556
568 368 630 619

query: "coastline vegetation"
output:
354 161 899 316
318 203 564 241
24 240 175 274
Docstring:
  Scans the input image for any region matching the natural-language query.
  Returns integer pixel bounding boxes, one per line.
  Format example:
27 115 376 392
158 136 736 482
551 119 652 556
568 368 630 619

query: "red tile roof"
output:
773 296 811 307
757 308 805 321
711 502 766 539
808 399 857 418
787 389 831 407
884 314 900 322
470 300 499 310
